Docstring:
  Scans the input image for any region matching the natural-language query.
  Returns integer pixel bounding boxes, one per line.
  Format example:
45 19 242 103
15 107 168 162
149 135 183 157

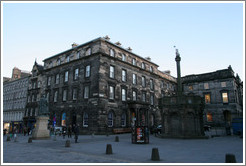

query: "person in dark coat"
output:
67 125 72 138
74 124 79 143
62 127 67 139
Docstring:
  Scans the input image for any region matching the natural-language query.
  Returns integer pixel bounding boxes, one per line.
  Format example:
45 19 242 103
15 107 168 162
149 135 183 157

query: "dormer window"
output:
85 47 91 56
110 49 115 57
57 59 61 65
141 62 145 69
66 56 70 63
76 52 80 59
122 54 126 61
132 58 136 66
150 66 153 72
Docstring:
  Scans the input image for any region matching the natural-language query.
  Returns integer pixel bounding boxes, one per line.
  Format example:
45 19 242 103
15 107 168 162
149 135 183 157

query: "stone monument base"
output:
32 116 50 140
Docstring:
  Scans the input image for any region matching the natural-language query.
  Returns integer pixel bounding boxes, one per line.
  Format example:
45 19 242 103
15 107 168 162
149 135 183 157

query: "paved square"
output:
2 131 244 164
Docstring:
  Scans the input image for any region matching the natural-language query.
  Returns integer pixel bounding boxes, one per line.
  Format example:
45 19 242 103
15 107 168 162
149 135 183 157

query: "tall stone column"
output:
175 48 182 97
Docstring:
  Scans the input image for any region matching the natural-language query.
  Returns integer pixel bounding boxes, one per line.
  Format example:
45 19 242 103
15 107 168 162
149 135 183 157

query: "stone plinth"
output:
32 116 50 140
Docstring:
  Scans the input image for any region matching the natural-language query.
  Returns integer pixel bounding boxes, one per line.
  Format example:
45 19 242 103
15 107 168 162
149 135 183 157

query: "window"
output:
207 113 213 122
204 83 209 89
142 76 146 87
72 88 77 100
57 59 61 65
204 94 211 104
64 71 69 82
85 65 91 77
221 82 226 87
54 90 58 102
47 76 51 86
66 56 70 63
150 93 154 105
76 52 80 59
150 79 154 90
84 86 89 99
110 49 115 57
122 69 127 82
108 112 113 127
122 88 126 101
63 89 67 101
142 92 146 102
150 66 153 72
55 74 60 84
132 58 136 65
83 112 89 127
132 90 137 101
222 92 228 103
133 74 137 85
109 86 114 100
74 68 79 80
85 48 91 56
121 113 126 127
141 62 145 69
122 54 126 61
110 66 115 78
189 86 193 90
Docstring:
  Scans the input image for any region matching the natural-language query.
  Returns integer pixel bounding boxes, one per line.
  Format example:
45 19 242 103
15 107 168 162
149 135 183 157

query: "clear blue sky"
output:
2 2 244 80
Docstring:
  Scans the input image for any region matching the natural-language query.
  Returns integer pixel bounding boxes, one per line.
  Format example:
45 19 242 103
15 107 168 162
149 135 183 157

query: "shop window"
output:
108 112 113 127
204 94 211 104
207 113 213 122
121 113 126 127
83 112 89 127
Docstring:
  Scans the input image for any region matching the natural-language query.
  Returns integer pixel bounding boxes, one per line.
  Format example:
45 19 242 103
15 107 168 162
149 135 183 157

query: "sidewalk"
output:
2 132 244 164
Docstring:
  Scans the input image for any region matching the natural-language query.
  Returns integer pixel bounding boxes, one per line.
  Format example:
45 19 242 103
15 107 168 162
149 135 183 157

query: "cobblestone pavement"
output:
2 130 244 164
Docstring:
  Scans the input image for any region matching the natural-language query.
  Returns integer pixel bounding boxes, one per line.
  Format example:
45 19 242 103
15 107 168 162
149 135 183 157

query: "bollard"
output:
65 140 70 147
28 137 32 143
151 148 160 161
106 144 113 154
115 136 119 142
6 135 10 141
225 154 236 163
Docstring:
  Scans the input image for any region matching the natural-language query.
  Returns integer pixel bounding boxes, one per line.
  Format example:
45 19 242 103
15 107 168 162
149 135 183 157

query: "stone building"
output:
182 66 243 127
42 36 177 134
3 69 31 133
23 61 45 130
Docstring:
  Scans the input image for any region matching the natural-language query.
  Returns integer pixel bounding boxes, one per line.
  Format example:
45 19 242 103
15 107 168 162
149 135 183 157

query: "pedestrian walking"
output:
74 124 79 143
67 125 72 138
62 127 67 139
